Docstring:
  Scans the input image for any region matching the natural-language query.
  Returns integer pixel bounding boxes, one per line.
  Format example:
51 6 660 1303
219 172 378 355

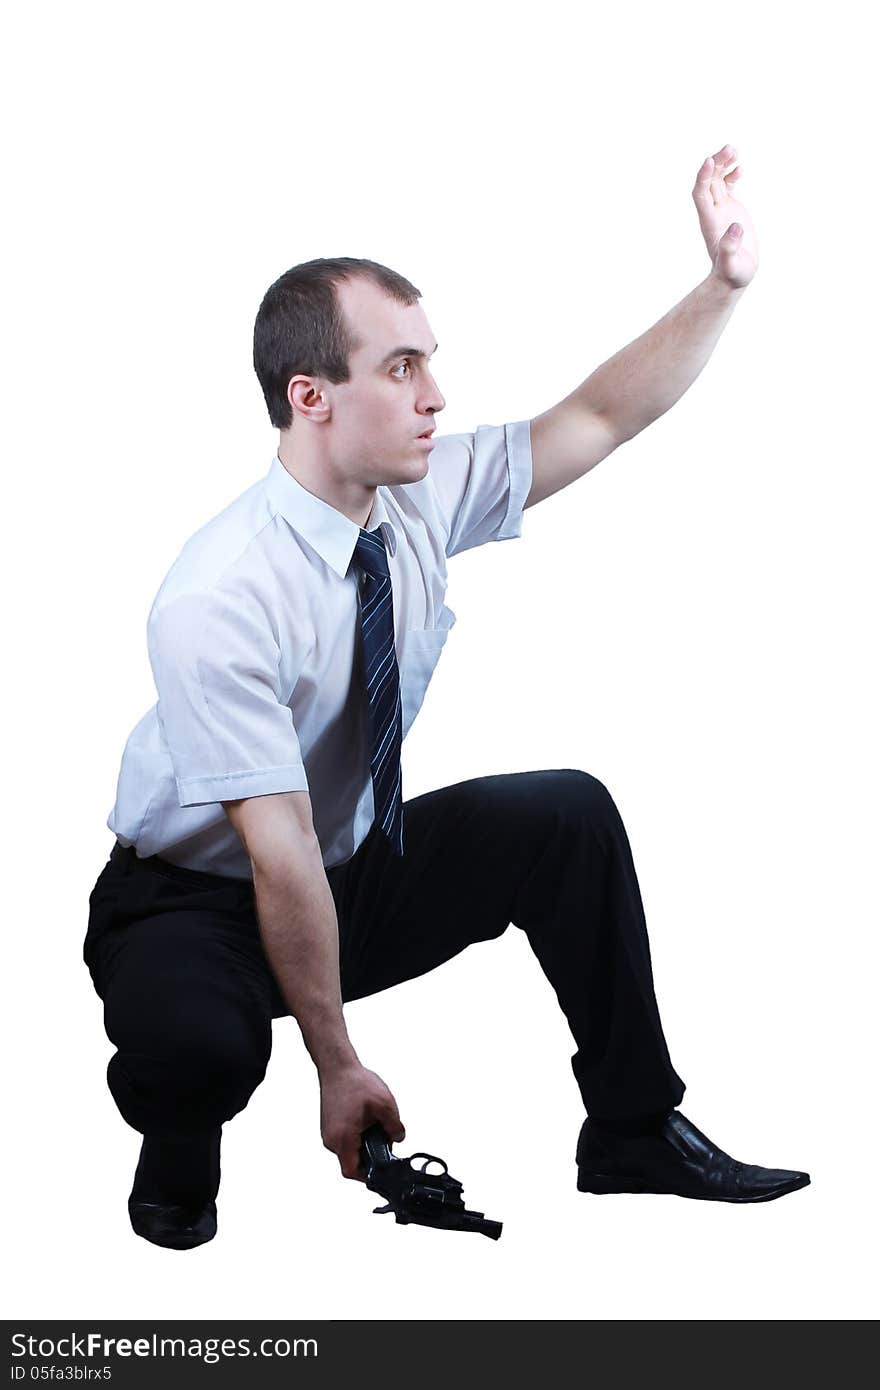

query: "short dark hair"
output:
253 256 422 430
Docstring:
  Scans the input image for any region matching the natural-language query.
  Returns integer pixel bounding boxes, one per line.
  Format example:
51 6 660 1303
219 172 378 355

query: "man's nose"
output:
421 372 445 414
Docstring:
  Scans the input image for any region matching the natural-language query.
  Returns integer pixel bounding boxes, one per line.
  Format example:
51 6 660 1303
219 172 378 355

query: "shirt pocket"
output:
398 606 456 738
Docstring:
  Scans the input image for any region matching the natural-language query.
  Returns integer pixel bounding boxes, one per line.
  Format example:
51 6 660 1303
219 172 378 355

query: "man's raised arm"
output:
525 144 755 510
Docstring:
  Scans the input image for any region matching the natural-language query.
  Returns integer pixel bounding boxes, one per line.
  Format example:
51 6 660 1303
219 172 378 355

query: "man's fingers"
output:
378 1102 405 1143
339 1143 365 1181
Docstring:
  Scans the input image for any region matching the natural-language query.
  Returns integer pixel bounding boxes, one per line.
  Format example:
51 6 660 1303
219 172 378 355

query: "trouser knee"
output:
537 769 622 848
107 1043 269 1138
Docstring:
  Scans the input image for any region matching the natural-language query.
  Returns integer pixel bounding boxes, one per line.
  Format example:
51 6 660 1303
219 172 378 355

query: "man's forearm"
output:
252 851 358 1075
575 272 747 444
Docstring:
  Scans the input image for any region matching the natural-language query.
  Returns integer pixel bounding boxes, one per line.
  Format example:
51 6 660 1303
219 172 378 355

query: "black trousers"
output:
83 769 686 1148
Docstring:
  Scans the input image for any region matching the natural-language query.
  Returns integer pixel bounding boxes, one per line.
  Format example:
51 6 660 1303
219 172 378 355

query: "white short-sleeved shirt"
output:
107 419 533 878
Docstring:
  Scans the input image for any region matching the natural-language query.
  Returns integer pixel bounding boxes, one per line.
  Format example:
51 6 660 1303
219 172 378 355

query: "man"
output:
84 144 809 1250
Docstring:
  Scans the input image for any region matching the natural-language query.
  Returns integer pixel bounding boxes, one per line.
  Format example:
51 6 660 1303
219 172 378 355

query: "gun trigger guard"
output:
407 1152 448 1176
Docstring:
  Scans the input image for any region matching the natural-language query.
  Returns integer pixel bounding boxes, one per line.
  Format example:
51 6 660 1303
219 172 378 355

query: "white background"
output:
4 0 877 1322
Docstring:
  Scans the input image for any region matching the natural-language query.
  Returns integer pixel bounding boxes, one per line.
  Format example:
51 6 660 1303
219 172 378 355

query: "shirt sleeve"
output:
427 418 533 558
147 589 309 808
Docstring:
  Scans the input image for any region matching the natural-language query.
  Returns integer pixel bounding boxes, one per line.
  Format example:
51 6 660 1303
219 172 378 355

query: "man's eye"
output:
391 361 411 378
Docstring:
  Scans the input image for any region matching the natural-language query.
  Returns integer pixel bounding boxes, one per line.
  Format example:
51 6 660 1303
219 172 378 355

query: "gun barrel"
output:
458 1212 503 1240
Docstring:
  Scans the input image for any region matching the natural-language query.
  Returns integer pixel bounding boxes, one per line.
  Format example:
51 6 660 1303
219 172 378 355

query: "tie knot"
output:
353 527 390 580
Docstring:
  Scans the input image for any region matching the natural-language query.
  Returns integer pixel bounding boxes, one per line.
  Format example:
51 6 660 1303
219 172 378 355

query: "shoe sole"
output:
132 1229 216 1250
576 1171 811 1202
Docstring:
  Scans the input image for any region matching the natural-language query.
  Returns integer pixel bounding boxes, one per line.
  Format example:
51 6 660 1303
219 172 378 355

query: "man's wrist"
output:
314 1037 360 1079
704 268 749 304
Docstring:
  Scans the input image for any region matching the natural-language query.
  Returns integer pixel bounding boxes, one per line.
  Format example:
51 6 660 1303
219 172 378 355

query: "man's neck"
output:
277 436 376 529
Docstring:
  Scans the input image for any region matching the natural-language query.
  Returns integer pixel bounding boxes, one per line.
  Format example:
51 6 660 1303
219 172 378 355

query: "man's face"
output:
323 275 445 487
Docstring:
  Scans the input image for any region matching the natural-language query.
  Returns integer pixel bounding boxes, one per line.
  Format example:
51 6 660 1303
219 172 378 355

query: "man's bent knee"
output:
106 1044 269 1136
539 769 619 835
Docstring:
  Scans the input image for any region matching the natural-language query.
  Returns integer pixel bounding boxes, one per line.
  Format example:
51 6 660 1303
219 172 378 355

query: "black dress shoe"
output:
127 1129 221 1249
576 1110 810 1203
128 1198 218 1250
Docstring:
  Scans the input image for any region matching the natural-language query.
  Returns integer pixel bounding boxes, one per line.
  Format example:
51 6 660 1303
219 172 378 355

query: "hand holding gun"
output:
359 1123 503 1239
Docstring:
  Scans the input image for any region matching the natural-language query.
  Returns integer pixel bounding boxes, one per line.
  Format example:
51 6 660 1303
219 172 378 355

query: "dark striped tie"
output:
352 527 404 856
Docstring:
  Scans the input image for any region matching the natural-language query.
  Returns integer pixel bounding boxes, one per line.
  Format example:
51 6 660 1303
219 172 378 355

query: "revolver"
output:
358 1123 502 1239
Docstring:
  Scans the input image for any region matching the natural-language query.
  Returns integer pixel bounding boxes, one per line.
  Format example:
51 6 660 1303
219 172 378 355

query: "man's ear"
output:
288 377 330 422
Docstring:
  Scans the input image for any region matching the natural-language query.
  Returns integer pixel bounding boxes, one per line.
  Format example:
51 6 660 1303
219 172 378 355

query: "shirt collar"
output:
265 455 398 579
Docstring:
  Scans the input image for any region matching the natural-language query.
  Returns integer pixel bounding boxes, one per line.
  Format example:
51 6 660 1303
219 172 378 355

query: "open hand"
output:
692 144 759 290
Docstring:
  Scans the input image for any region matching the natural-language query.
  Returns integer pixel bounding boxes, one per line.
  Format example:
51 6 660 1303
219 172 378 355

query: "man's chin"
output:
374 451 432 487
400 450 432 477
